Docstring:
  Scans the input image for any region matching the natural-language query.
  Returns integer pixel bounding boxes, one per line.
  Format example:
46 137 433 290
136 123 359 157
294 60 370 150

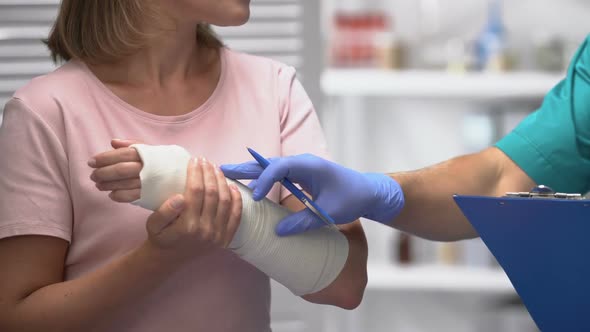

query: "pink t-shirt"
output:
0 48 329 332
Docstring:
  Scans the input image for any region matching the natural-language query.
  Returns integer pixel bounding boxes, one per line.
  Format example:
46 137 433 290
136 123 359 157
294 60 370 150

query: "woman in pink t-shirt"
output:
0 1 368 331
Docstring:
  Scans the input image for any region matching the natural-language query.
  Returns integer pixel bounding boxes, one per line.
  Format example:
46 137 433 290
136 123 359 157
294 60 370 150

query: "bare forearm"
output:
4 242 177 332
389 147 535 241
302 221 367 310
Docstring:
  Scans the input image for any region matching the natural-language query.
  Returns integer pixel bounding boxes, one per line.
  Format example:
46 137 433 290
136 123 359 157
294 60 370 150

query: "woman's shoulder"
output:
222 48 297 80
221 48 300 105
12 60 90 111
6 61 90 137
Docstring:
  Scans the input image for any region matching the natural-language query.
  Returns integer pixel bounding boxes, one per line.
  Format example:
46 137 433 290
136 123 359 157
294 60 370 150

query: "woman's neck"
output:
85 21 222 117
91 22 213 89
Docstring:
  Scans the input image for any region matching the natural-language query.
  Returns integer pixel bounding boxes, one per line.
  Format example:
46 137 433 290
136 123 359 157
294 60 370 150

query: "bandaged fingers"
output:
90 146 142 168
89 146 143 202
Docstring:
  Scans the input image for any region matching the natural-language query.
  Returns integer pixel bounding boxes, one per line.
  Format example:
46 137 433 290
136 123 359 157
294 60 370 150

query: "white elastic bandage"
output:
130 144 349 296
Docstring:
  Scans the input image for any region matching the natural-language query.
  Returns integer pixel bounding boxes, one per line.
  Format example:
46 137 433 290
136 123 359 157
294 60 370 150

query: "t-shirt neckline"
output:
75 48 227 124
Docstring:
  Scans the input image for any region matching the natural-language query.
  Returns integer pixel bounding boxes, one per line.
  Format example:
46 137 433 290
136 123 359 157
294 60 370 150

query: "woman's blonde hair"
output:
46 0 222 64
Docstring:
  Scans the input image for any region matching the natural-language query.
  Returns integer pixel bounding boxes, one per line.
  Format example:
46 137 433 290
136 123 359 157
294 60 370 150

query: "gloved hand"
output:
221 154 405 236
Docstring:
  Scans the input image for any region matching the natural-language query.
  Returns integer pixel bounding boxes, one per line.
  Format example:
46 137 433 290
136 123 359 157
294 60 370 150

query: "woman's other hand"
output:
146 157 243 260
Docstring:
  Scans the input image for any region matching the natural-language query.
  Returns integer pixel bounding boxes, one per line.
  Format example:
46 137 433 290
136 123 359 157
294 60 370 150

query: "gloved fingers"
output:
220 161 265 179
247 179 258 190
275 209 326 236
252 159 295 200
268 154 328 183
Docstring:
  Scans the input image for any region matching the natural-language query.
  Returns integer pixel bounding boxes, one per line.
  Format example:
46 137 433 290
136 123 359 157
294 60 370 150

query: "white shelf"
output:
321 69 564 100
367 264 515 294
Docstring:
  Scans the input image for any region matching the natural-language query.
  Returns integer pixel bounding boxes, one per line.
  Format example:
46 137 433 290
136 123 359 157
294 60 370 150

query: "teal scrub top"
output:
496 35 590 194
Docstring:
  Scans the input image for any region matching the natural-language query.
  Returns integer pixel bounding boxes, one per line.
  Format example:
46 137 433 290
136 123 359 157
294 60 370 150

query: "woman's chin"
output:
215 8 250 27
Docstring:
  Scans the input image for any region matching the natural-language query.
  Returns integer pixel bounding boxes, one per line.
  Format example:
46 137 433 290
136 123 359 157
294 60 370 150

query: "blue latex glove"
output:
221 154 404 236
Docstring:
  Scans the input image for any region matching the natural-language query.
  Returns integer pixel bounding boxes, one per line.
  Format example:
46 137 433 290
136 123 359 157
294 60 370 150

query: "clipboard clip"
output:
505 185 584 200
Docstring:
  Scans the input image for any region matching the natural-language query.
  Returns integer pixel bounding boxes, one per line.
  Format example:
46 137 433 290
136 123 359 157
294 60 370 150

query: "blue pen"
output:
247 147 338 230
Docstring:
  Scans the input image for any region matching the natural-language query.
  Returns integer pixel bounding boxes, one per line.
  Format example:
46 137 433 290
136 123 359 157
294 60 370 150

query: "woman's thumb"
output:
146 194 185 235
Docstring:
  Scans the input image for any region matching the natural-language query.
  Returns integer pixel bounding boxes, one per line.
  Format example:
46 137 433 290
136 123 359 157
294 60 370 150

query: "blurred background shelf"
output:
367 264 515 294
321 69 564 101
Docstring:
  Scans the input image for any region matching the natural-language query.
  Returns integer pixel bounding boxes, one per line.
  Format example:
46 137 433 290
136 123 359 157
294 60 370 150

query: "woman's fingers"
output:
200 159 220 242
90 161 142 183
224 184 243 248
89 147 142 168
146 194 185 236
144 156 243 257
214 166 232 243
183 158 205 229
111 139 142 149
95 178 141 191
109 189 141 203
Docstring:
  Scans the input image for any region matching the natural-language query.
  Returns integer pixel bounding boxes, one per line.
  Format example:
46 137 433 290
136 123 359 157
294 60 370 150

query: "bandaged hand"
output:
88 141 350 296
90 140 243 259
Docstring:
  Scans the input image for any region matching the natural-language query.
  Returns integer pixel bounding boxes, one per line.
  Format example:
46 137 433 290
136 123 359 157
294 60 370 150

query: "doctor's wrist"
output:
362 172 405 225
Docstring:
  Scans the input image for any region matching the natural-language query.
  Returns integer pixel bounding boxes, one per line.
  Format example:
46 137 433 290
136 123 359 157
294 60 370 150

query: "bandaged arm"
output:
131 144 349 296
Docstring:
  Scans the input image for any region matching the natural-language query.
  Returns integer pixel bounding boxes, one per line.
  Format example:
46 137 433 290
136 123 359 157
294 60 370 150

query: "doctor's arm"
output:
390 147 535 241
222 147 535 241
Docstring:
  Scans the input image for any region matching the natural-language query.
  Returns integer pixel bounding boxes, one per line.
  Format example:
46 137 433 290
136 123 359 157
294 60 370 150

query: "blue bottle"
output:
475 0 506 71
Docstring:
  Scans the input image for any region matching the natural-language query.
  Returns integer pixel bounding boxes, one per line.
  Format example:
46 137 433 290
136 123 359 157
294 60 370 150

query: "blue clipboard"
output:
454 195 590 332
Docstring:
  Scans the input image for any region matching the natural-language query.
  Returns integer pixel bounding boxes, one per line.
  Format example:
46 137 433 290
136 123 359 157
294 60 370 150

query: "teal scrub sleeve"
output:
495 36 590 194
